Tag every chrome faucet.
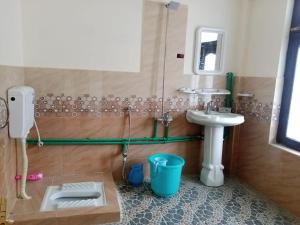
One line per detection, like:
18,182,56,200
205,101,214,114
158,111,173,127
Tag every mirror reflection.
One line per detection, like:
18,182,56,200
194,28,224,75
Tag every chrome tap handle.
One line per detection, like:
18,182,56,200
205,101,214,114
158,112,173,127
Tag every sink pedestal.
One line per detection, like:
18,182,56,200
201,126,224,187
186,110,245,187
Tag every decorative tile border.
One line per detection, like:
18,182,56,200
1,92,279,122
35,94,226,118
234,97,279,122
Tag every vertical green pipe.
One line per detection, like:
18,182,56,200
226,72,234,108
224,72,234,139
164,126,170,138
122,144,128,158
153,119,158,138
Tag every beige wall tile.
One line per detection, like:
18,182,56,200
0,65,24,213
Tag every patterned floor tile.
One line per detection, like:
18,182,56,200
106,176,300,225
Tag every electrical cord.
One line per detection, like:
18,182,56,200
0,97,9,129
34,119,43,147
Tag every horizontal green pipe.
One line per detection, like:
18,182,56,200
27,136,200,142
27,135,203,146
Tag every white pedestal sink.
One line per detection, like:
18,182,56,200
186,110,244,187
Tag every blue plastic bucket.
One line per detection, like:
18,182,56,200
148,153,185,197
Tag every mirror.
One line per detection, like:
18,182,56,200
194,27,225,75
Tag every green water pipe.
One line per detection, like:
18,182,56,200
164,126,170,138
27,136,203,146
26,117,204,146
152,119,158,138
224,72,234,139
122,144,128,158
226,72,234,108
27,73,237,147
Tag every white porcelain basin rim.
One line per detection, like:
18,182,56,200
186,110,245,127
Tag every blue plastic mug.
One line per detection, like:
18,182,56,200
128,163,144,187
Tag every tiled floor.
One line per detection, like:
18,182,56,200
108,176,300,225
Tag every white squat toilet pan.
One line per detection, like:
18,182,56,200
40,182,106,212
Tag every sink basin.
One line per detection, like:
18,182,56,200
186,110,244,127
186,110,245,187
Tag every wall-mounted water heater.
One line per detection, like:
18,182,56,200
8,86,35,200
8,86,35,139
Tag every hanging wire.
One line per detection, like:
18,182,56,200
0,97,9,129
34,119,44,147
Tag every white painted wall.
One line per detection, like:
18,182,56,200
21,0,143,72
0,0,23,66
152,0,248,75
3,0,291,77
183,0,247,75
21,0,247,74
242,0,291,77
155,0,292,78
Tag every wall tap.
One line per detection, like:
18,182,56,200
124,105,133,114
158,112,173,127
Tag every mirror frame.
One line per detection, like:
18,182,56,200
193,27,225,75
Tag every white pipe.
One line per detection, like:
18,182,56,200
19,138,31,199
161,7,169,117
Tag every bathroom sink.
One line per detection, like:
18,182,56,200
186,110,244,127
186,110,245,187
